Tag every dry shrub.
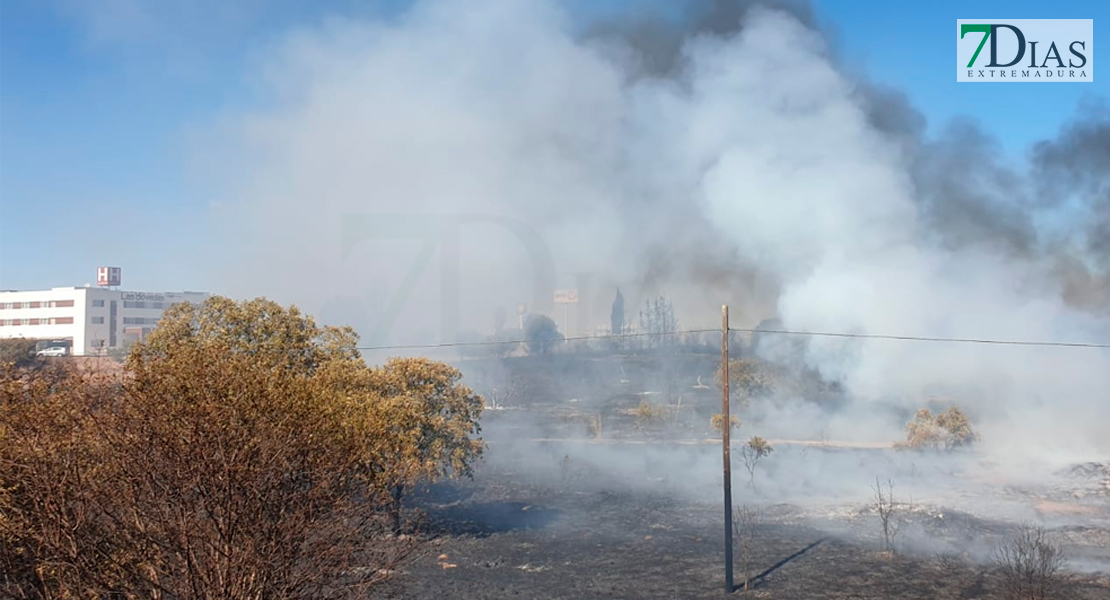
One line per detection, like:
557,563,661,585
872,478,899,553
633,399,668,430
993,525,1066,600
715,358,778,407
902,406,978,450
710,413,742,436
732,505,760,592
0,296,483,599
741,436,773,489
588,413,603,439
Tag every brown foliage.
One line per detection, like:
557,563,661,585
710,413,742,436
0,296,483,599
740,436,773,488
0,339,42,371
902,406,979,450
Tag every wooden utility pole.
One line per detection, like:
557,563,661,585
721,304,734,593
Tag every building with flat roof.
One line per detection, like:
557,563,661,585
0,287,207,356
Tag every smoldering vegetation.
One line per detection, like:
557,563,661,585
184,0,1110,596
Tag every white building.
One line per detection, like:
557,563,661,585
0,287,207,356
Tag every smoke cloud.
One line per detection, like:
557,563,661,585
207,0,1110,461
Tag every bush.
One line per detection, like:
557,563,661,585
0,339,40,371
0,296,484,599
633,399,668,430
993,525,1065,600
715,358,778,407
710,413,742,436
524,314,562,355
902,406,978,450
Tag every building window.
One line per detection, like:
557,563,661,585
29,301,41,308
0,303,7,309
123,301,147,309
123,317,159,325
55,300,75,308
55,317,74,325
91,316,105,324
152,302,164,309
92,300,105,307
29,319,40,325
21,319,30,325
42,318,53,325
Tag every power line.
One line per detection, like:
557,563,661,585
354,326,1109,351
726,327,1110,349
355,328,718,351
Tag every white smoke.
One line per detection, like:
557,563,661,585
206,0,1110,460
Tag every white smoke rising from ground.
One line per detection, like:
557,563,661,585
209,0,1110,460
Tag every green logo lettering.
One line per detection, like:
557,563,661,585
961,24,992,67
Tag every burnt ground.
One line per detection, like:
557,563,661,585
369,354,1110,598
371,450,1110,600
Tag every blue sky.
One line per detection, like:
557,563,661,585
1,0,1106,292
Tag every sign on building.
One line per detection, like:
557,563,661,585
553,289,579,304
96,266,121,287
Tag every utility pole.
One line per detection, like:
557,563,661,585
721,304,733,593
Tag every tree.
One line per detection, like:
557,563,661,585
902,406,978,450
715,358,778,408
0,339,40,371
639,295,677,348
740,436,773,489
524,313,562,355
993,525,1064,600
363,357,484,532
0,296,484,599
610,288,625,335
873,478,899,554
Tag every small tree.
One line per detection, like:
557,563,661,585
740,436,773,489
715,358,778,408
364,357,485,532
873,478,899,554
639,295,677,348
993,525,1065,600
610,288,625,336
733,505,761,591
524,314,562,355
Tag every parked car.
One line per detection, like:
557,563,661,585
36,346,68,357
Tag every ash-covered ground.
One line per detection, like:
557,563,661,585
373,416,1110,599
371,353,1110,598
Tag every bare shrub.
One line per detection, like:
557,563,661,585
993,525,1065,600
740,437,774,489
732,505,761,592
902,406,978,450
872,478,899,553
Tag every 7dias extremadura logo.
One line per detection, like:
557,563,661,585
957,19,1093,82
